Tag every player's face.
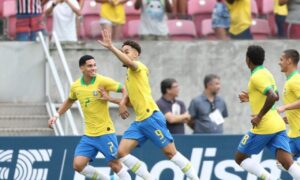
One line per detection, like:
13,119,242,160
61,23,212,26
208,78,221,95
168,82,179,97
279,53,289,72
81,59,97,77
122,45,138,60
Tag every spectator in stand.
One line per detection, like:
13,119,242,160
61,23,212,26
188,74,228,134
171,0,188,19
156,78,191,134
97,0,127,40
16,0,47,41
212,0,230,40
225,0,252,39
135,0,172,40
280,0,300,39
45,0,81,42
274,0,288,38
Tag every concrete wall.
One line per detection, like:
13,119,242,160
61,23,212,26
1,40,299,135
0,42,45,102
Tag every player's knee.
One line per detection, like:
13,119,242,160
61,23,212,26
234,153,244,165
73,161,85,173
117,149,128,159
108,160,122,173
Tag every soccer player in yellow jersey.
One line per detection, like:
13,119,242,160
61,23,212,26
236,45,300,179
98,30,199,180
277,49,300,161
48,55,131,180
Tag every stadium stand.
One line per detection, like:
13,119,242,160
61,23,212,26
167,19,197,40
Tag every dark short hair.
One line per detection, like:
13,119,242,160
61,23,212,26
246,45,265,65
204,74,220,88
161,78,177,95
284,49,300,65
79,55,94,67
122,40,141,55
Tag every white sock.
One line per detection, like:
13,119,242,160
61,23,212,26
170,151,199,180
240,158,273,180
288,162,300,179
117,165,132,180
276,161,287,172
80,165,110,180
120,154,153,179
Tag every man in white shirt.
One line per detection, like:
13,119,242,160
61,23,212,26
45,0,81,42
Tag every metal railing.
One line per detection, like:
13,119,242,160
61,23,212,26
38,31,79,136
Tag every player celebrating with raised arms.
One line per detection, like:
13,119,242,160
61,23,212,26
236,45,300,180
98,30,199,180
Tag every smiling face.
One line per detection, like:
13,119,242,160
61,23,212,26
80,59,97,78
278,53,291,73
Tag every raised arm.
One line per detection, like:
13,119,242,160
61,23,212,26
48,98,76,128
97,30,138,70
251,90,279,127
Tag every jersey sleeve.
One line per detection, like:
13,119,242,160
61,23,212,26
252,74,275,95
68,84,77,100
101,76,123,92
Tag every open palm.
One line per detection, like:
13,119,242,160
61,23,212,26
97,30,113,49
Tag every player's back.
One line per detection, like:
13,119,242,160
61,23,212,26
248,66,286,134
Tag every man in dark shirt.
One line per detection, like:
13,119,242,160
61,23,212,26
156,78,190,134
188,74,228,134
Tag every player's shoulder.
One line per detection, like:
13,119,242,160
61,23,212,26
71,78,81,87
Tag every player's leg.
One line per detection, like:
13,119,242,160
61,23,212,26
141,111,199,180
74,136,110,180
119,122,153,179
96,134,131,180
112,24,123,40
269,131,300,179
235,132,274,179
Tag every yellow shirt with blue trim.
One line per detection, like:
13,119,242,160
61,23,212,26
274,0,288,16
248,66,286,134
126,61,159,121
69,74,122,136
226,0,252,35
283,70,300,138
101,1,125,24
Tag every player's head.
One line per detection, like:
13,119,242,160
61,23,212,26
279,49,300,72
246,45,265,68
204,74,221,96
122,40,141,60
161,78,179,98
79,55,97,77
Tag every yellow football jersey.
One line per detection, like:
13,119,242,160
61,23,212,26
125,61,159,121
283,70,300,138
101,1,126,25
226,0,252,35
274,0,288,16
248,66,286,134
69,74,122,136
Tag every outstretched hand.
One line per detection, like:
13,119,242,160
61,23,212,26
97,30,113,49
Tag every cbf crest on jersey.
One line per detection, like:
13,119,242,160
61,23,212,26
93,90,99,96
